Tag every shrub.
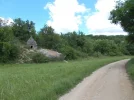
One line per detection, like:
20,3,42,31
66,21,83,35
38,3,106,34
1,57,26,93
32,52,49,63
9,44,20,61
93,39,123,56
58,45,88,60
92,52,102,57
126,44,134,55
62,46,78,60
127,58,134,81
0,42,20,63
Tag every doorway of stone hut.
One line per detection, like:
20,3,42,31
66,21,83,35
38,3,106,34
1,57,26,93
31,46,33,49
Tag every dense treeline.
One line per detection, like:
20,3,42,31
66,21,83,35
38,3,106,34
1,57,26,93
0,17,134,63
37,25,134,59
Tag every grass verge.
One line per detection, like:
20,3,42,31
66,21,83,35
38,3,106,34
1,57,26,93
0,56,132,100
126,58,134,81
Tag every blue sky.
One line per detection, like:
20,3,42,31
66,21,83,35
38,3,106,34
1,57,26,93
0,0,127,35
0,0,52,31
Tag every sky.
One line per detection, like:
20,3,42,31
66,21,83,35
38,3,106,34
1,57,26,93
0,0,127,35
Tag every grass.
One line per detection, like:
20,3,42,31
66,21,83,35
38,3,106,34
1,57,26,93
126,58,134,81
0,56,132,100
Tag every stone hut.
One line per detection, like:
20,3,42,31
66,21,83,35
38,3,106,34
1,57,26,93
27,36,37,49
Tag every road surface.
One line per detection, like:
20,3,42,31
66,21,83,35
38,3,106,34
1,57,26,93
59,59,134,100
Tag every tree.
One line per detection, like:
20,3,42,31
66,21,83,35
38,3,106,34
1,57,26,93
39,25,54,34
93,39,121,56
0,26,13,42
12,18,36,42
109,0,134,43
126,43,134,55
38,25,61,50
0,26,20,63
61,31,86,51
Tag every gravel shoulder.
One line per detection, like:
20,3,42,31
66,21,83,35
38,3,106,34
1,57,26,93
59,59,134,100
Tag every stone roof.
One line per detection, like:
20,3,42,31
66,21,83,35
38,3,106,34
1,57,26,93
27,36,37,46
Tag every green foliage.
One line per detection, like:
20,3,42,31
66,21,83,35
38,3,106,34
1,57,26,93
127,58,134,81
93,39,122,56
0,42,11,62
0,18,133,63
32,52,49,63
38,25,61,50
11,47,19,60
58,45,87,60
12,18,37,42
126,43,134,55
0,26,20,63
60,33,129,59
58,45,78,60
109,0,134,43
0,26,13,42
0,43,20,63
0,42,20,63
93,52,103,57
61,31,86,50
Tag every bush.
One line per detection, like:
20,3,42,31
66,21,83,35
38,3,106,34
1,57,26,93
82,39,94,55
10,39,21,61
127,58,134,81
58,45,87,60
0,42,20,63
10,44,20,61
62,46,78,60
32,52,49,63
92,52,102,57
93,39,123,56
0,26,20,63
126,44,134,55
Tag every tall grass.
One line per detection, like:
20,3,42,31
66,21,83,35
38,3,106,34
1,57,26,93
0,56,131,100
126,58,134,81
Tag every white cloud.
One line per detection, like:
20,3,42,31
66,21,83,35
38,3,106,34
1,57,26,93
45,0,89,33
0,17,14,26
86,0,127,35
